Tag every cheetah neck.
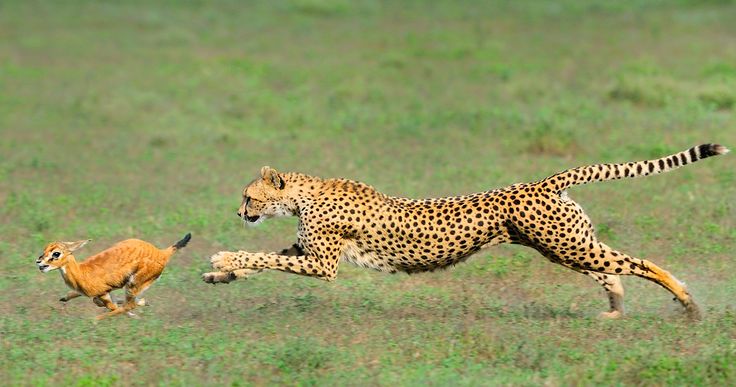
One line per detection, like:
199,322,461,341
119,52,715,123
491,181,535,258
282,173,323,215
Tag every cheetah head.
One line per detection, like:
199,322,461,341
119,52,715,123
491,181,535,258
237,166,294,226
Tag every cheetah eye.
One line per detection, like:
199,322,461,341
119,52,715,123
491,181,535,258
52,251,61,259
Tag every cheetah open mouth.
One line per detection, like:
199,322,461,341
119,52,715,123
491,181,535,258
245,215,260,223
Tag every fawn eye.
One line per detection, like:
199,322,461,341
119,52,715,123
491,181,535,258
52,251,61,259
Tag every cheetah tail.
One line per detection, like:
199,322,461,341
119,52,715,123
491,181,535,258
539,144,729,193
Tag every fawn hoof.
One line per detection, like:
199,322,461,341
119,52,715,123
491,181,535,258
93,297,107,307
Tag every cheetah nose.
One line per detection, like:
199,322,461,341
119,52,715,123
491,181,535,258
236,211,243,218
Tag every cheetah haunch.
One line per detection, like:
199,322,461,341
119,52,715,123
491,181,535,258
203,144,730,320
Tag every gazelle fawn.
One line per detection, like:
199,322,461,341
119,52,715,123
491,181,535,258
36,233,191,320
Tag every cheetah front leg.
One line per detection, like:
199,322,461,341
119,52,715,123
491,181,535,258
202,243,306,284
202,246,339,283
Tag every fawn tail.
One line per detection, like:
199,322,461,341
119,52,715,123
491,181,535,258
164,233,192,255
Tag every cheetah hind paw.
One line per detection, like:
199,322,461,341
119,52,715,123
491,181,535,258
597,310,623,319
684,300,702,321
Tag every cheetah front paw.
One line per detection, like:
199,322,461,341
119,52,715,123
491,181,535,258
210,251,240,272
202,269,259,284
202,271,237,284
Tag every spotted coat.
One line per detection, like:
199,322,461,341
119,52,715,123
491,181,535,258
203,144,729,319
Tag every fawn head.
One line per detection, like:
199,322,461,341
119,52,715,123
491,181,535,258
36,240,90,272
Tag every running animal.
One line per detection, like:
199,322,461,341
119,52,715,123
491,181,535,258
37,233,191,320
203,144,729,320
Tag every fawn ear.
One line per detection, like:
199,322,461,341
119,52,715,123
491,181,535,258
62,239,91,252
260,166,285,189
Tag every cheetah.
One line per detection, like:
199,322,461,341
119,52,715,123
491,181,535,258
203,144,729,319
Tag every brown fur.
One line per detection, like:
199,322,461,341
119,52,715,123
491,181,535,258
37,233,191,320
203,144,730,320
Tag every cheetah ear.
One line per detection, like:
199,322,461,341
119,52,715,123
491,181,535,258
260,166,285,190
62,239,91,252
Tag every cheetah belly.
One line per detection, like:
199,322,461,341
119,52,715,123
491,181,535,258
340,240,397,273
339,238,485,274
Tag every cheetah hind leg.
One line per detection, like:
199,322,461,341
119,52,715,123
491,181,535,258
592,244,701,320
585,271,625,319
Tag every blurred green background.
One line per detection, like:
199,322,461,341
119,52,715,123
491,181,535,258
1,0,735,385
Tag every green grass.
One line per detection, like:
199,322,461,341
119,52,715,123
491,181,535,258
1,0,736,385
